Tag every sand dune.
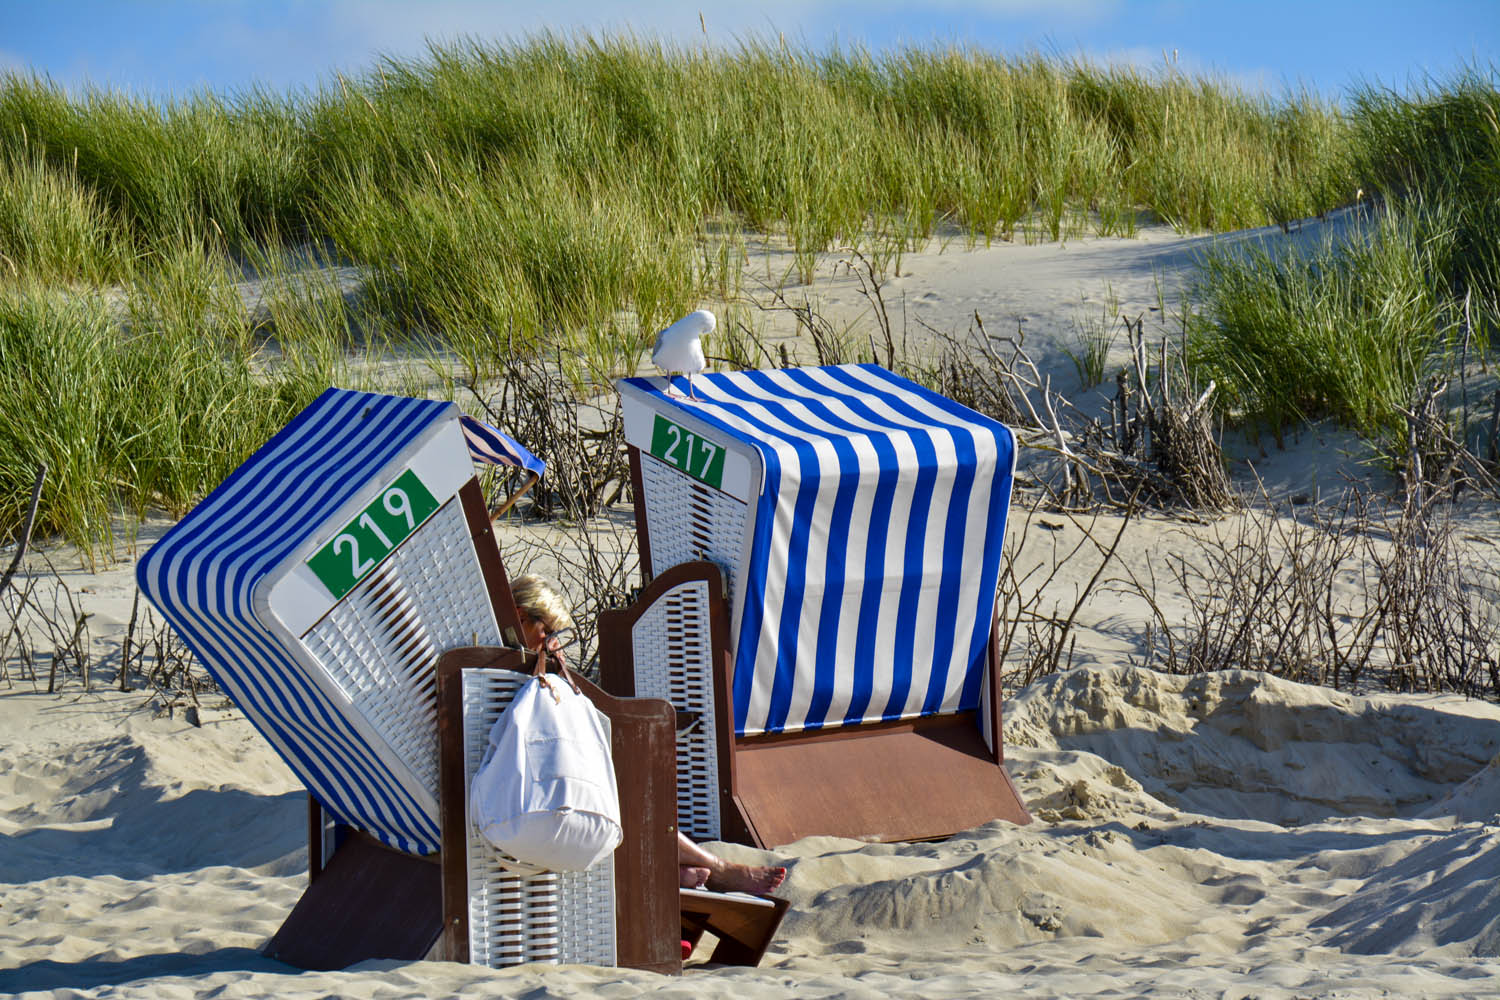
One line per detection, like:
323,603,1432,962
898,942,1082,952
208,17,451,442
4,665,1498,997
4,218,1499,998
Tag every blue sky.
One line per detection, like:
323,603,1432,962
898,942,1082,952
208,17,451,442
1,1,1495,101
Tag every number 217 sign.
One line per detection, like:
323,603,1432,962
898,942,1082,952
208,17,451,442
648,414,725,490
306,469,440,600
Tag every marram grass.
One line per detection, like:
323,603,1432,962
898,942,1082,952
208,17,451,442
0,261,349,557
0,147,123,286
0,40,1492,547
2,39,1354,289
1190,71,1499,460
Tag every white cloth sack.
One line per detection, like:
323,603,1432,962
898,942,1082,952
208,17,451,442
470,673,623,872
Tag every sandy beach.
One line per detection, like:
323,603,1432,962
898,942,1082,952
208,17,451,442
4,215,1500,999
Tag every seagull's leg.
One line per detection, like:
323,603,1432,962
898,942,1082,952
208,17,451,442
663,374,679,399
688,372,699,401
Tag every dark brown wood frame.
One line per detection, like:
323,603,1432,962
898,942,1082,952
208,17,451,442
268,478,681,971
434,645,682,974
457,479,527,651
264,826,444,969
680,889,791,966
599,552,1031,849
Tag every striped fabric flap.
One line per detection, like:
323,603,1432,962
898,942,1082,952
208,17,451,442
622,365,1016,737
460,415,546,476
136,388,467,855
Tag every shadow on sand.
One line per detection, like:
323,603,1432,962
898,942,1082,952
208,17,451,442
0,947,297,994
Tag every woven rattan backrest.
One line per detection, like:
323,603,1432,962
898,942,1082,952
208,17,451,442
459,667,616,967
302,497,502,802
627,574,722,841
638,453,750,602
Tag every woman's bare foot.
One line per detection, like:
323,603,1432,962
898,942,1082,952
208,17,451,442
704,861,787,894
676,831,787,894
679,865,710,889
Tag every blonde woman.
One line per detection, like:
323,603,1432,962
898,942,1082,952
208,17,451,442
510,573,575,669
510,574,787,894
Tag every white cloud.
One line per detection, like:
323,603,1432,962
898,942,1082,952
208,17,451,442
896,0,1117,15
1077,45,1284,95
291,0,1125,62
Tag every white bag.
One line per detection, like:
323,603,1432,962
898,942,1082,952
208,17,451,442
469,670,623,873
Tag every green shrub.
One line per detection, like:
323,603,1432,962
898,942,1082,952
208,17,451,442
0,261,341,556
1190,71,1499,459
1351,72,1500,301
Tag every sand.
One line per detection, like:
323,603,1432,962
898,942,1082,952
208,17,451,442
4,213,1500,999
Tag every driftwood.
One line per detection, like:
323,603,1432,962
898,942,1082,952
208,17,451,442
1119,484,1500,702
120,588,142,692
1484,387,1500,466
1397,377,1499,504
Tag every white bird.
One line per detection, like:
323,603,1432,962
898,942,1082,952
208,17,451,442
652,309,714,400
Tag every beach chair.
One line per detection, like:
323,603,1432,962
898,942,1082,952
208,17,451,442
139,387,787,971
608,365,1031,848
433,645,681,971
134,388,678,970
433,644,787,971
136,388,529,853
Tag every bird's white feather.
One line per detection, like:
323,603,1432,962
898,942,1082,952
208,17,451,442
652,309,715,374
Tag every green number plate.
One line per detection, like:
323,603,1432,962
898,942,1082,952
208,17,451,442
306,468,440,600
648,414,726,490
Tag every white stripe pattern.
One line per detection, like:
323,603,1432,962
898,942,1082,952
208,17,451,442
137,389,482,855
624,364,1015,737
460,415,545,475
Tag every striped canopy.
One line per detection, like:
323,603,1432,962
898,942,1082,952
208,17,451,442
460,415,546,476
137,389,523,855
622,365,1015,737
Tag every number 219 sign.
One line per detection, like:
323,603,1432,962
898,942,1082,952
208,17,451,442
306,469,439,600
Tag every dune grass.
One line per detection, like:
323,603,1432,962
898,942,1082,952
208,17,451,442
0,78,310,254
1190,71,1499,461
1349,71,1500,302
0,146,125,286
0,249,347,556
1,39,1353,280
0,37,1468,549
1191,204,1465,447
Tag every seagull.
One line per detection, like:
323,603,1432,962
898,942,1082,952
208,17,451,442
652,309,714,400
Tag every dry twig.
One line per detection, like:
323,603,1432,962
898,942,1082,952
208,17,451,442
0,465,46,599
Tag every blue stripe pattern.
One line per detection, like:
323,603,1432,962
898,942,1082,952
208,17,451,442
136,388,457,855
460,415,546,476
624,364,1015,737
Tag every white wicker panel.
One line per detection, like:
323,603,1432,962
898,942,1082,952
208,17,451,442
302,498,502,800
639,453,749,606
461,669,617,968
630,578,722,841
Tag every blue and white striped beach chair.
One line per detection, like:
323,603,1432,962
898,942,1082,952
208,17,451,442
605,365,1031,847
137,388,538,857
135,388,684,971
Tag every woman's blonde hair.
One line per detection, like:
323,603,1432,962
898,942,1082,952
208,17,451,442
510,574,575,635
